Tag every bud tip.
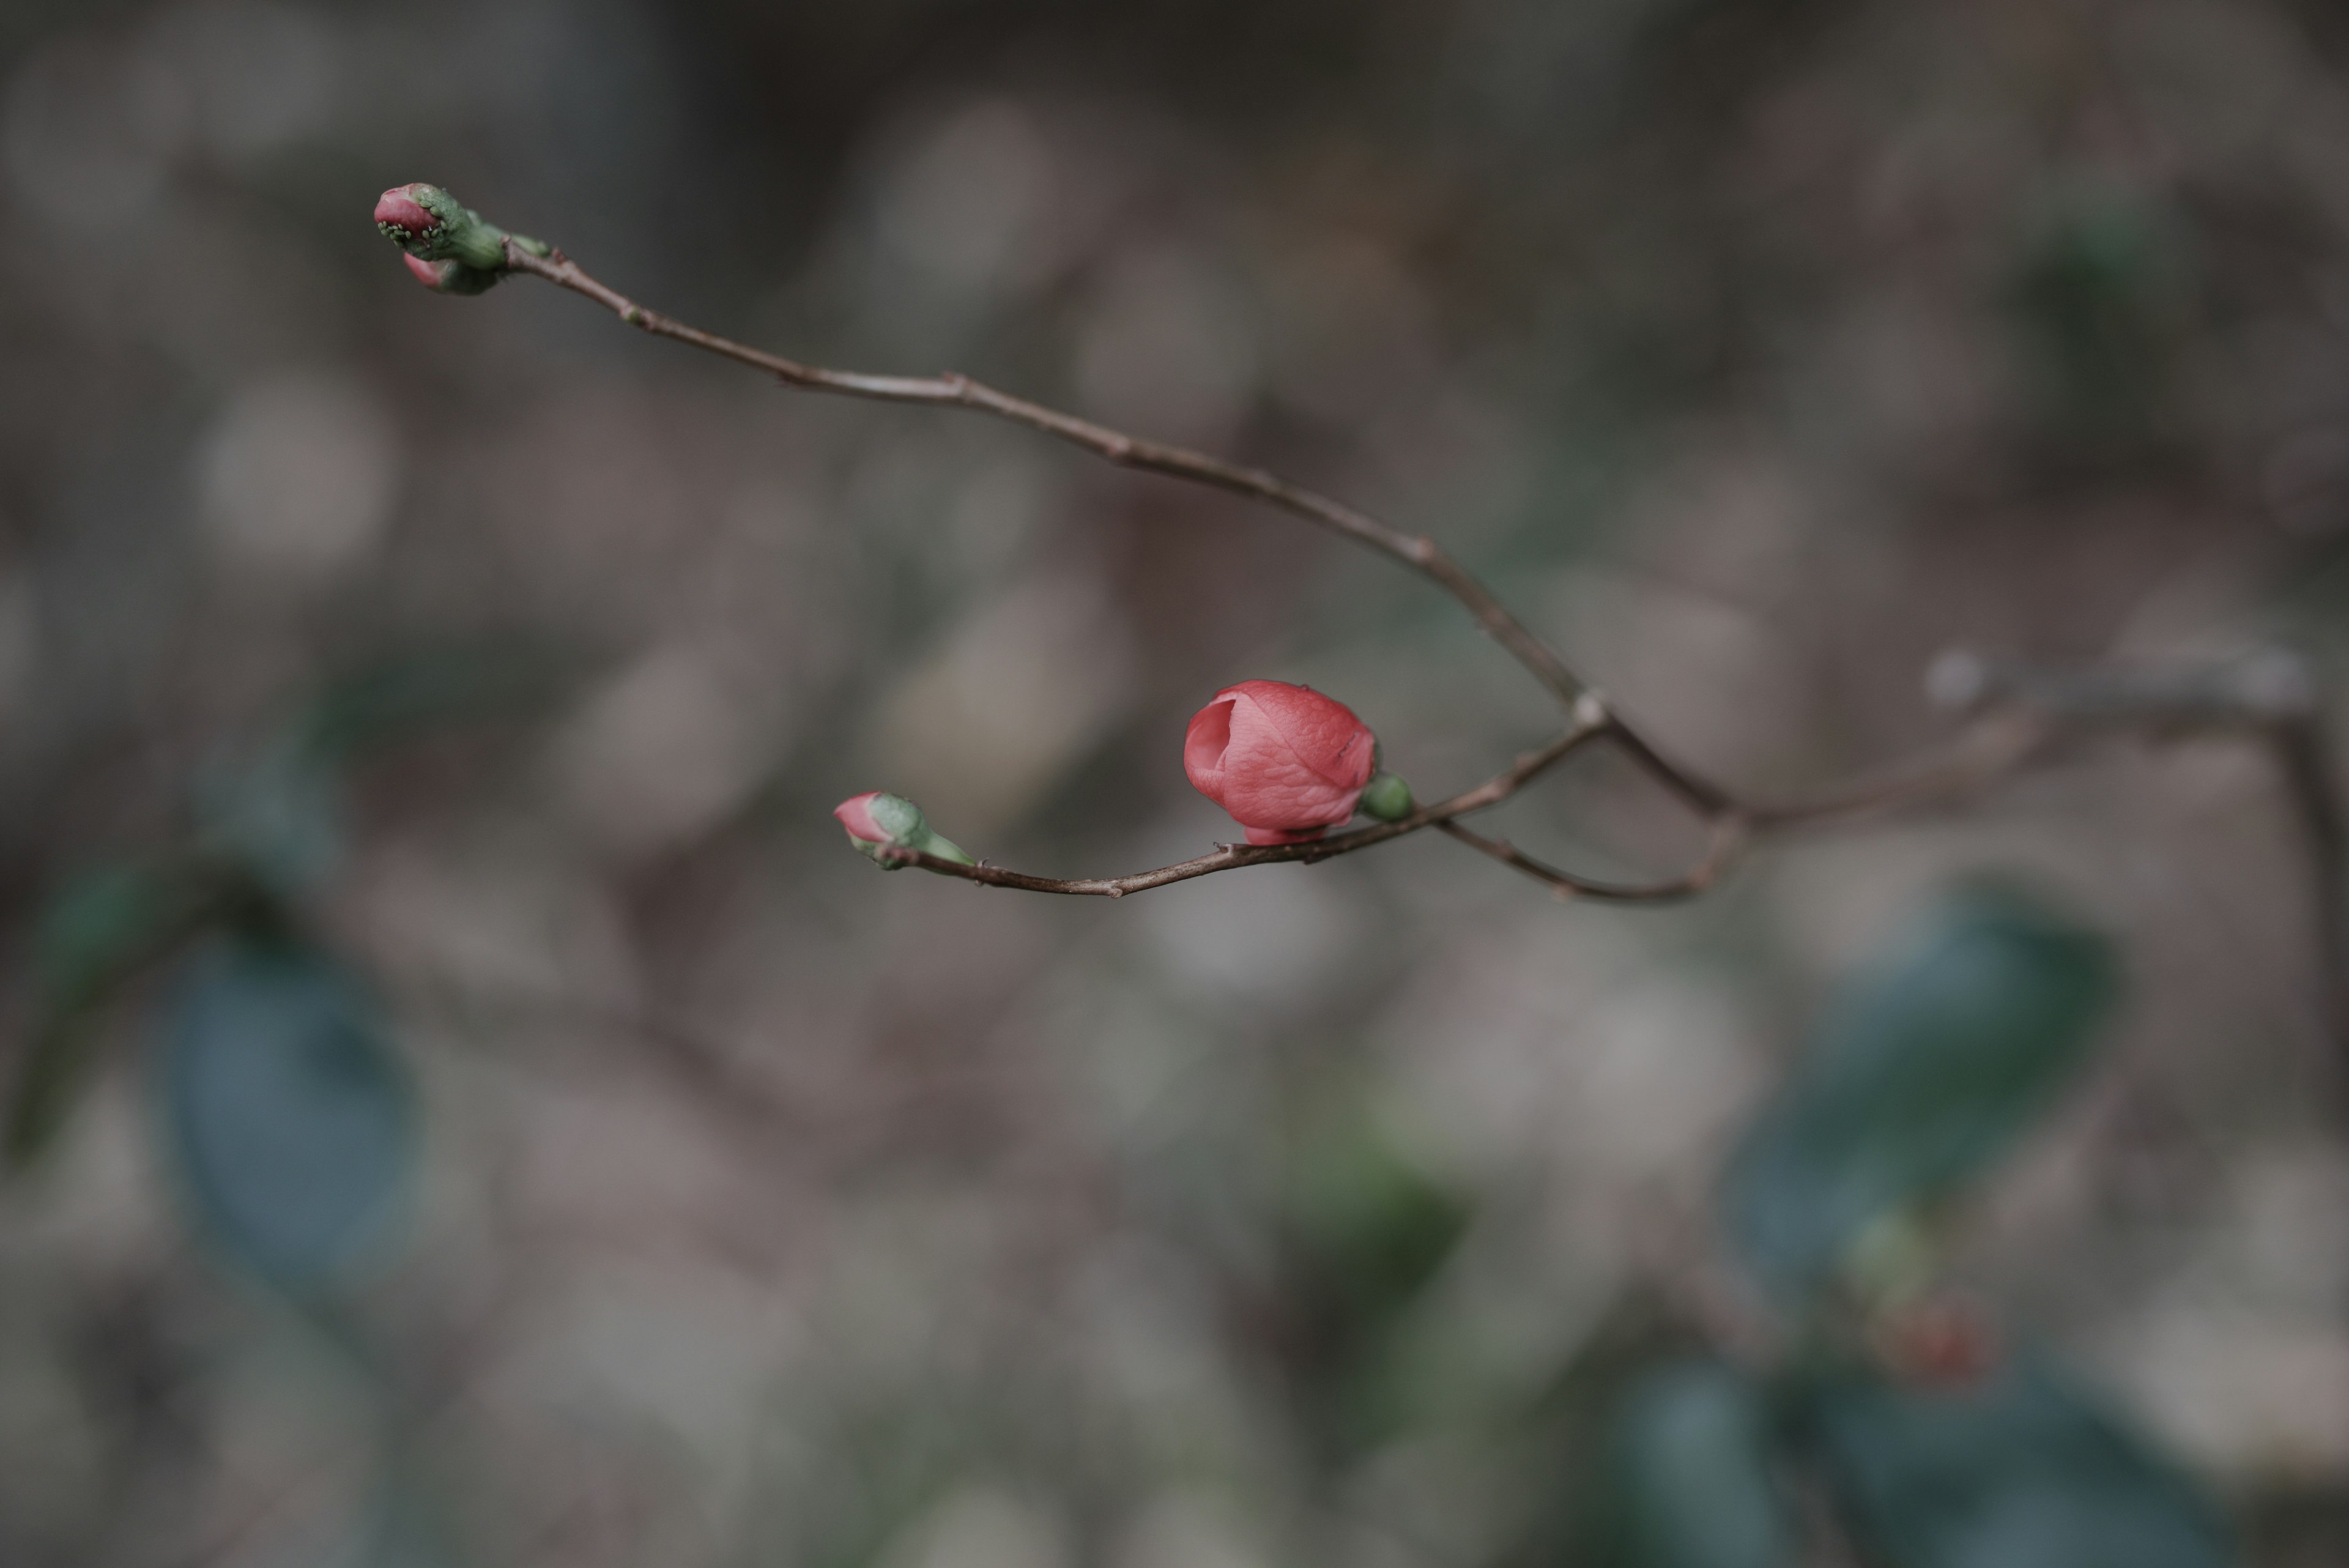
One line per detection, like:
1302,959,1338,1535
374,185,439,240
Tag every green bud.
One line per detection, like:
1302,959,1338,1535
374,184,548,279
1359,772,1414,822
836,792,974,869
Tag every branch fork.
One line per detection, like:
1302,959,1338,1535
363,188,2347,1032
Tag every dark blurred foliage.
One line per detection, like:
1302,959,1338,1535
3,0,2349,1564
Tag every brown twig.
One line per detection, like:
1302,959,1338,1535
874,707,1612,896
1929,648,2349,1053
1743,709,2051,830
503,242,1590,712
1433,814,1745,903
491,241,2022,872
484,240,2347,994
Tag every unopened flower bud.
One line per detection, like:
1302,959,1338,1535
1183,680,1377,845
373,183,547,286
1358,771,1414,822
833,792,975,868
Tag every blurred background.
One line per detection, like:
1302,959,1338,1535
4,0,2349,1563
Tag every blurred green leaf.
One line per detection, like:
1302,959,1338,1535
1280,1105,1471,1453
1286,1110,1469,1327
1497,1299,1724,1568
1609,1361,1796,1568
7,861,215,1169
2009,187,2189,455
1805,1356,2230,1568
195,644,573,898
1723,885,2119,1299
196,739,346,896
352,1445,462,1568
158,941,418,1291
292,642,572,761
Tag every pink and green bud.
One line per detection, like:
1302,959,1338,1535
373,183,551,289
834,792,974,868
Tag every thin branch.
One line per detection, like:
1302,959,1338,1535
488,239,2009,881
874,710,1612,896
481,236,2349,1039
1743,711,2050,831
1433,815,1745,903
1929,648,2349,1053
506,236,2064,849
502,242,1591,711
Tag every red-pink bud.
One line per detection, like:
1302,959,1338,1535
833,791,973,867
374,185,439,241
1184,680,1376,845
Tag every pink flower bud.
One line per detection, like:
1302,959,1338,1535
1184,680,1376,845
833,792,973,867
835,791,912,846
374,185,439,242
373,182,528,281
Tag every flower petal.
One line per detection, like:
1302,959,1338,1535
834,792,889,843
1216,691,1365,830
1225,680,1375,789
1182,694,1237,805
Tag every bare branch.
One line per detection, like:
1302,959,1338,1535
1433,816,1744,903
1744,712,2051,831
1928,648,2349,1050
479,233,2349,1051
872,712,1612,896
489,240,2037,878
502,242,1593,712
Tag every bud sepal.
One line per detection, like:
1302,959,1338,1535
402,253,502,296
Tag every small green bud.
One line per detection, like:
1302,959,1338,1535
374,184,547,284
1359,772,1414,822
